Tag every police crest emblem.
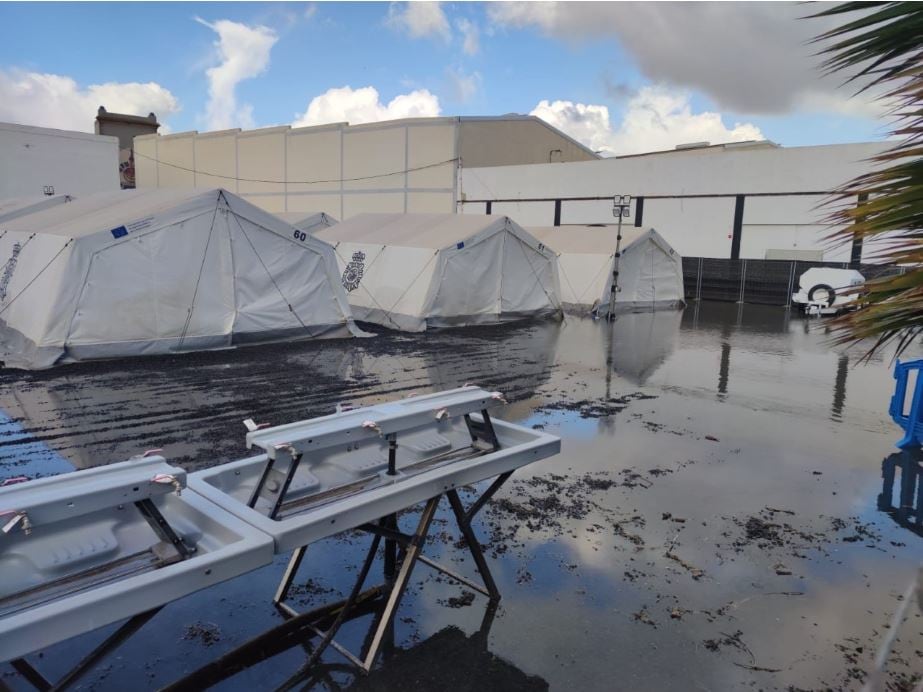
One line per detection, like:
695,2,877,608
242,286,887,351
341,250,366,292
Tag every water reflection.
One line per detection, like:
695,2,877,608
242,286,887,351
831,353,849,422
605,311,682,386
552,310,682,388
676,301,898,424
166,592,546,692
0,322,562,474
878,449,923,537
423,320,560,420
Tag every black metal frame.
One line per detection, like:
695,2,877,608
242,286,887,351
8,608,162,692
270,466,513,676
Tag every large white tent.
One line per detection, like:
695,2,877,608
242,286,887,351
273,211,337,234
528,225,684,315
315,213,561,332
0,188,360,368
0,195,74,224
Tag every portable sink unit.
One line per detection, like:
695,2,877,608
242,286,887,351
188,387,559,551
0,457,274,663
0,386,561,682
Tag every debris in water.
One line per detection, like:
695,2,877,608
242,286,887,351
632,609,656,627
183,622,222,647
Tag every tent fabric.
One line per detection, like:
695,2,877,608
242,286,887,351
273,211,338,234
315,213,562,332
0,195,74,224
0,188,361,369
528,225,684,315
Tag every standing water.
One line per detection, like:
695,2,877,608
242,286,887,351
0,301,919,691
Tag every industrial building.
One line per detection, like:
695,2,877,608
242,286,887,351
461,139,887,264
133,115,597,220
133,117,888,265
1,112,890,268
0,121,119,199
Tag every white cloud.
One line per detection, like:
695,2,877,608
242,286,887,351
446,66,481,103
386,2,451,42
490,2,883,119
293,85,441,127
0,68,179,132
531,86,764,156
196,17,278,131
456,17,480,55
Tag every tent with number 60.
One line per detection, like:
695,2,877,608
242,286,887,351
0,187,361,369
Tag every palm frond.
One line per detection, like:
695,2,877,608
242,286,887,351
810,2,923,358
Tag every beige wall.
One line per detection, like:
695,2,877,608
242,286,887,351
135,119,459,218
458,118,598,167
134,116,600,217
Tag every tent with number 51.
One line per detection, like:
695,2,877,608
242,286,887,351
0,187,361,369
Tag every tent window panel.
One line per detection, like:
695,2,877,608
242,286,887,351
500,236,558,313
557,253,612,307
637,242,682,304
429,232,504,319
181,210,236,339
230,215,345,334
68,223,218,345
0,233,73,345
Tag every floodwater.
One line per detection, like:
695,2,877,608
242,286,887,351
1,301,921,691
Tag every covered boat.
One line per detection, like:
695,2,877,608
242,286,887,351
528,225,684,315
0,188,360,369
315,213,561,331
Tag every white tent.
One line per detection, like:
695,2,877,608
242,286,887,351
315,213,561,332
0,188,360,369
0,194,74,224
528,225,684,315
273,211,337,234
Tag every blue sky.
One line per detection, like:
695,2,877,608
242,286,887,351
0,2,889,156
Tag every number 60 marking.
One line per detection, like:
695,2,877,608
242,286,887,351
293,230,307,242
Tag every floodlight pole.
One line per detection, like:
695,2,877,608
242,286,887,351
608,195,631,321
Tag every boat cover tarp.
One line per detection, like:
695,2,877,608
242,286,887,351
528,225,684,314
315,213,562,331
0,188,360,369
0,194,74,224
273,211,337,234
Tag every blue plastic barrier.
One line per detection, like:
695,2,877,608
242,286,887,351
890,359,923,448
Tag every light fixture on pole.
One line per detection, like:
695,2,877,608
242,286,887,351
607,195,632,320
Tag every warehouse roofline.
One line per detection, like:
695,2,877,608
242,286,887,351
614,139,781,159
0,121,119,146
134,114,600,159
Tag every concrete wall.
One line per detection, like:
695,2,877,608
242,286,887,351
460,141,889,262
135,116,598,218
459,117,598,167
0,122,120,199
136,118,459,219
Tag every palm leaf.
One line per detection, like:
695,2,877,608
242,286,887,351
809,2,923,359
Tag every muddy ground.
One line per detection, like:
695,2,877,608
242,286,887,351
0,302,921,691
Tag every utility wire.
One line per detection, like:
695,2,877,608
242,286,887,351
132,150,459,186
